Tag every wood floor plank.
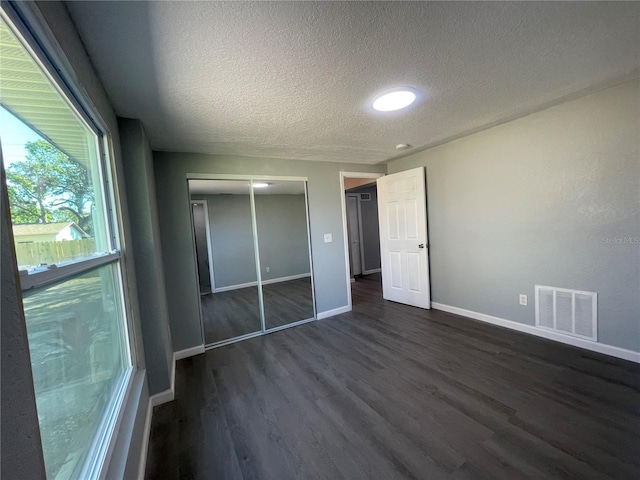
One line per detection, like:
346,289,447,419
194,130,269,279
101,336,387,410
146,273,640,479
201,278,315,344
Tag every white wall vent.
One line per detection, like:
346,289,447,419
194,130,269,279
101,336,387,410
535,285,597,341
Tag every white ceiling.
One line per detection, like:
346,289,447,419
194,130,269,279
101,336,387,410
66,1,639,165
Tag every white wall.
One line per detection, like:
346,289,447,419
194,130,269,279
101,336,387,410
387,79,640,352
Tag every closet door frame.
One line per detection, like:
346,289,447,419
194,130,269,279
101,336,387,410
186,173,317,349
260,179,317,333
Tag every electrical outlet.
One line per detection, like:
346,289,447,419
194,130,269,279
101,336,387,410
266,267,270,273
324,233,333,243
519,294,528,306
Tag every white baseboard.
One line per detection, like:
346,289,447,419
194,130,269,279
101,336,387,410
213,273,311,293
262,273,310,286
174,344,205,360
149,350,177,407
431,302,640,364
149,387,174,407
317,305,351,320
350,278,355,283
213,280,256,293
137,398,153,480
363,268,381,275
169,350,175,395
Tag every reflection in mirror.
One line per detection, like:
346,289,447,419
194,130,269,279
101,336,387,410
253,180,315,329
189,179,261,344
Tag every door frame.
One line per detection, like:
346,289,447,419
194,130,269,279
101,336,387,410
339,171,385,310
190,199,216,291
346,193,366,277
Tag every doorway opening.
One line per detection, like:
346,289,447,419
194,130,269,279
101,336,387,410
339,172,384,310
340,168,432,312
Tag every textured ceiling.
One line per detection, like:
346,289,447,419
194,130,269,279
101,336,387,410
66,1,639,164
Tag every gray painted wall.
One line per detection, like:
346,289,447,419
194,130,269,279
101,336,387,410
119,118,173,395
346,184,381,272
190,193,310,288
256,194,311,282
387,80,640,352
155,153,385,352
193,194,257,288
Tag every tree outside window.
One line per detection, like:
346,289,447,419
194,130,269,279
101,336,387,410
6,139,94,234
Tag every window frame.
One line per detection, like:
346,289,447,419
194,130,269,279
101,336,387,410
1,3,138,479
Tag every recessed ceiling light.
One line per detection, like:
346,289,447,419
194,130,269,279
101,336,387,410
373,88,417,112
395,143,412,150
252,182,269,188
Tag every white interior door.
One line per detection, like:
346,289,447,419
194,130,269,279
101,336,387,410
346,195,362,276
377,167,431,309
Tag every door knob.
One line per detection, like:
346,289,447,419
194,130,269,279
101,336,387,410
418,244,425,249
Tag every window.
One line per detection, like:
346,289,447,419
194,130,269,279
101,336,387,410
1,11,133,480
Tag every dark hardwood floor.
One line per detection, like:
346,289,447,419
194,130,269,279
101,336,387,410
202,285,262,344
263,277,314,330
146,274,640,479
201,277,314,344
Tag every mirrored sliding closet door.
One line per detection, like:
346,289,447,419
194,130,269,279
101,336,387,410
189,177,316,347
254,179,315,330
190,180,262,345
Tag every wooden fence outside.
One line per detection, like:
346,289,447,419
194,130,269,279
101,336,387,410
15,238,97,268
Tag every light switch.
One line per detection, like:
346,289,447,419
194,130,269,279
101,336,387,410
324,233,333,243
